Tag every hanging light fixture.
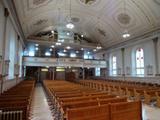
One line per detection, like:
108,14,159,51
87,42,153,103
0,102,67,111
96,44,102,50
66,0,74,29
122,30,130,38
96,17,102,50
122,0,130,38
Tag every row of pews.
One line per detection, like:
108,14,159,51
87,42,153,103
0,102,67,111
0,80,35,120
78,80,160,107
43,80,142,120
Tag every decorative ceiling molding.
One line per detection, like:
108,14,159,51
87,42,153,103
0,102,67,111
28,0,53,9
117,13,131,25
154,0,160,5
12,0,160,48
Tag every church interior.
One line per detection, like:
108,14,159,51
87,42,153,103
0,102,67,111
0,0,160,120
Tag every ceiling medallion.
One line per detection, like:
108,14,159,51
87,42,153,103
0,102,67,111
154,0,160,5
71,17,80,23
97,28,106,37
33,0,48,5
117,13,131,25
33,19,48,26
79,0,97,5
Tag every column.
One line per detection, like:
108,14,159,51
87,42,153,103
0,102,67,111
153,37,160,76
52,67,55,80
121,48,125,77
82,68,85,80
0,8,9,94
15,36,20,84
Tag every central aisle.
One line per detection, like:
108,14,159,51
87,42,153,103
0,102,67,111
30,84,54,120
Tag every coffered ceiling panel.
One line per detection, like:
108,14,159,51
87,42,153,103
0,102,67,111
13,0,160,48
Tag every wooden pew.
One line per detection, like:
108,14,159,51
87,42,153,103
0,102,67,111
0,80,35,120
110,101,142,120
66,104,110,120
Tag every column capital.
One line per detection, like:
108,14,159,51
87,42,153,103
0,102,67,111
153,37,158,43
4,8,9,17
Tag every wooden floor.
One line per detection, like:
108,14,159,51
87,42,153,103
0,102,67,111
30,84,160,120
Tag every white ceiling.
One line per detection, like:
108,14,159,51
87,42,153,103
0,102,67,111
13,0,160,48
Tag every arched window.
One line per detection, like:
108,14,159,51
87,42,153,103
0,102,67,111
112,56,117,75
136,48,144,75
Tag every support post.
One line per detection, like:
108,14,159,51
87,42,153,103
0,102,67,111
0,8,9,94
121,48,125,77
153,37,160,76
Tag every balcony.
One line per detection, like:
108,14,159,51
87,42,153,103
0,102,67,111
23,57,106,68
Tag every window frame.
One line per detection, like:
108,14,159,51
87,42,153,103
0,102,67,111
112,56,117,76
135,48,144,76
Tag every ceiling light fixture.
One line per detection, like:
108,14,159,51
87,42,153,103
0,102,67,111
67,32,70,36
66,23,74,29
49,48,53,52
35,44,39,47
35,47,39,51
51,45,55,48
76,51,79,53
95,17,103,50
122,0,130,38
66,0,74,29
64,49,67,52
66,46,71,49
51,30,54,34
81,34,84,37
96,44,102,50
93,49,97,52
81,48,84,50
122,31,130,38
56,42,62,46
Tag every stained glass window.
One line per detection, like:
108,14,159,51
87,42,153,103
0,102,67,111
112,56,117,75
136,48,144,75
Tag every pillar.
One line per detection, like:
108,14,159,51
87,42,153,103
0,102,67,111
153,37,160,76
0,8,9,94
82,67,85,80
121,48,125,77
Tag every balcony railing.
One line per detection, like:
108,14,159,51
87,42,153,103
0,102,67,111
23,57,106,68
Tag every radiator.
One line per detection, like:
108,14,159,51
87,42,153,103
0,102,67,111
0,110,23,120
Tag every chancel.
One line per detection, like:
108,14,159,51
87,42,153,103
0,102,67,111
0,0,160,120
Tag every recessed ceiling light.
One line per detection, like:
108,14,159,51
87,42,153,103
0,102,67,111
64,49,67,52
51,30,54,34
93,49,97,52
35,47,39,51
66,46,71,49
58,39,64,42
35,44,39,47
56,42,62,46
51,45,55,48
49,48,53,52
45,52,51,56
67,32,70,36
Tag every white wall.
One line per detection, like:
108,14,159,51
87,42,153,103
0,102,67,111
0,1,5,56
94,33,160,84
0,1,24,92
